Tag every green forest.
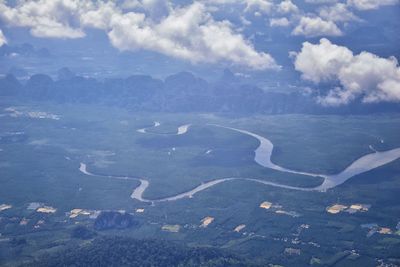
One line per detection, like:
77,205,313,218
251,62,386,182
27,236,264,267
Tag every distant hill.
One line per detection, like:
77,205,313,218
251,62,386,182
1,69,399,114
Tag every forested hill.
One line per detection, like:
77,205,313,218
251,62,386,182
1,69,399,115
25,236,264,267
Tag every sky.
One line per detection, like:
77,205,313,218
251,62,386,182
0,0,399,106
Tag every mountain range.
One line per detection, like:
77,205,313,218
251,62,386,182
1,68,399,115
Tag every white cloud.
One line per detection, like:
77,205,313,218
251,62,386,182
201,0,240,4
132,0,171,20
0,0,87,39
108,3,278,70
121,0,142,9
335,53,400,104
0,29,6,46
80,2,118,30
202,0,274,14
277,0,298,14
240,15,252,26
201,0,239,5
292,16,342,37
293,38,353,83
270,17,290,27
0,0,278,70
319,3,360,22
294,38,400,105
347,0,399,10
244,0,274,14
305,0,339,4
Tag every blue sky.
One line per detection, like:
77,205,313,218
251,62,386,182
0,0,399,105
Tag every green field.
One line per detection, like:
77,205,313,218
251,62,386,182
1,99,400,266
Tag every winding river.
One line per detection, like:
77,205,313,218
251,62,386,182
137,121,191,135
136,121,161,133
79,123,400,203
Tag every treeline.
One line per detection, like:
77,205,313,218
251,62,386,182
25,236,265,267
1,68,399,114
